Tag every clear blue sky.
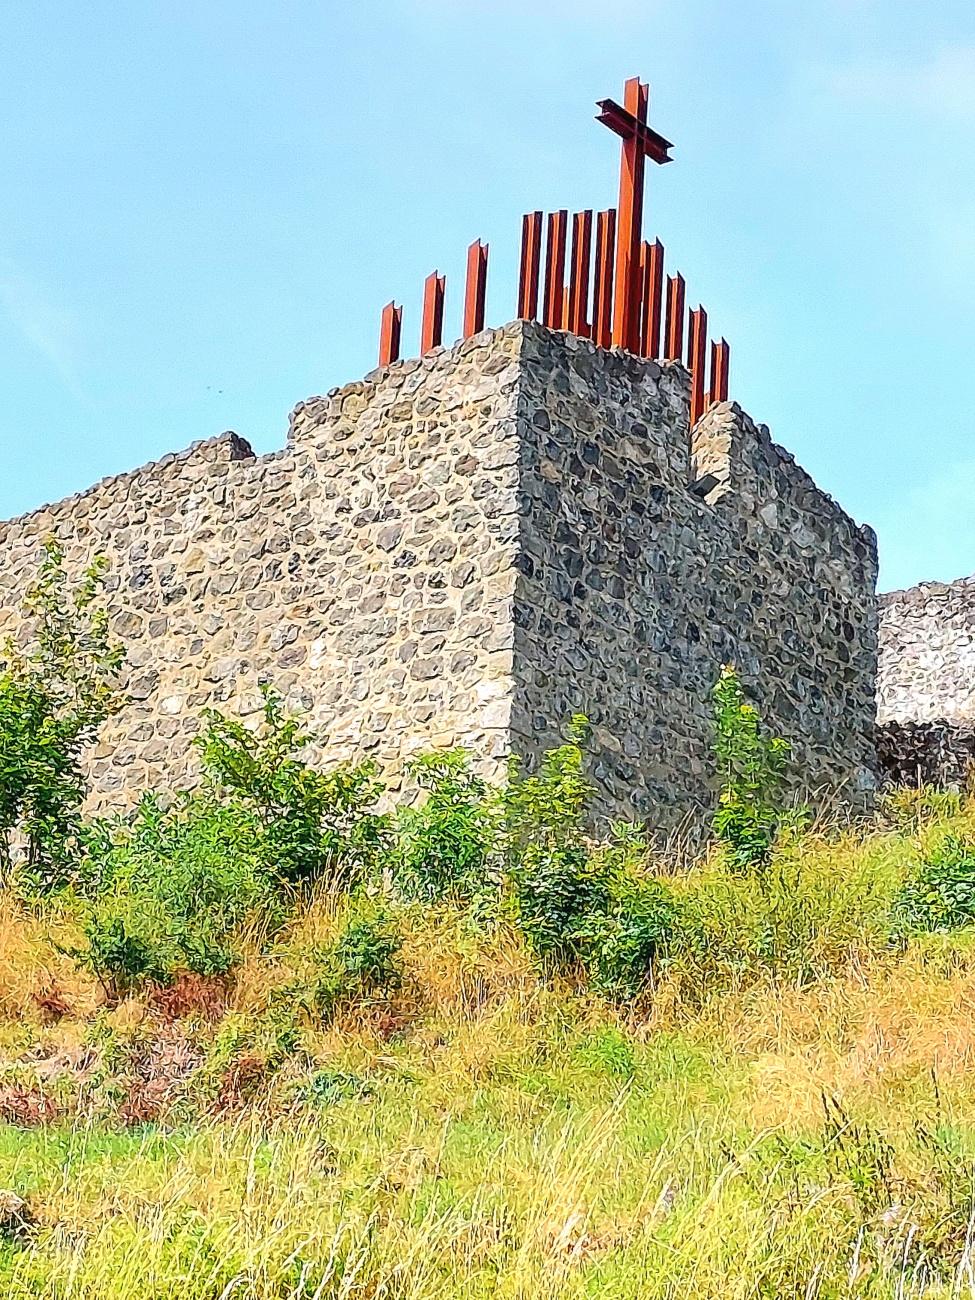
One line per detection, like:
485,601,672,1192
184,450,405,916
1,0,973,592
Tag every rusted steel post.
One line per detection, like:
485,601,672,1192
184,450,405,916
688,306,708,424
421,271,446,354
379,302,403,367
664,272,686,362
596,78,672,355
639,239,664,359
518,212,543,320
592,208,616,350
543,210,569,329
612,78,647,353
567,210,593,338
464,240,489,338
709,337,730,405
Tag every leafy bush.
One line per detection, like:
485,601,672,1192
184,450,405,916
284,902,404,1021
894,832,975,934
0,538,125,889
333,904,403,993
71,795,282,998
712,665,802,873
502,717,610,961
194,684,388,887
389,749,498,902
581,873,679,1001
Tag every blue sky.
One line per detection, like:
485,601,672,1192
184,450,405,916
0,0,973,592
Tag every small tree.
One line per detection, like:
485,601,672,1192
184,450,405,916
194,683,388,887
503,716,611,961
0,538,125,887
389,749,499,902
712,665,797,872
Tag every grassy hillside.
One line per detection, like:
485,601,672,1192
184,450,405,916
3,548,975,1297
3,791,975,1299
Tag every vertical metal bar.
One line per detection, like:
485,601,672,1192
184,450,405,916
379,301,402,367
688,306,708,424
518,211,543,320
664,272,686,362
567,210,593,338
639,238,664,360
710,337,730,404
543,210,569,329
592,208,616,350
421,271,445,355
612,78,649,353
464,240,489,338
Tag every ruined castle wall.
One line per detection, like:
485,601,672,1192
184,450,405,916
878,581,975,725
0,326,526,808
0,320,879,825
510,326,879,824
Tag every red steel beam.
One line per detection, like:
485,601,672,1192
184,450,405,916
543,210,569,329
592,208,616,350
379,301,403,367
421,271,446,355
611,78,649,353
464,240,489,338
518,211,543,320
688,306,708,424
639,239,664,360
567,210,593,338
709,337,730,406
664,272,686,362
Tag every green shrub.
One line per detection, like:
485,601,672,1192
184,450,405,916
712,665,803,873
502,717,610,961
0,538,125,890
894,833,975,934
71,795,282,998
581,874,679,1001
333,905,403,993
194,684,388,887
389,749,498,902
284,902,404,1021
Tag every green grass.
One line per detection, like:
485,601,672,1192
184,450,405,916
4,793,975,1296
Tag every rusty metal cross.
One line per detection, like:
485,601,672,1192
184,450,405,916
596,78,673,355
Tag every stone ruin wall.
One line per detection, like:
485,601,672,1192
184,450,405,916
0,320,880,826
877,580,975,788
0,326,528,810
511,327,878,822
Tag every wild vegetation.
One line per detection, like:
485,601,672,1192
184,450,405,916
2,545,975,1297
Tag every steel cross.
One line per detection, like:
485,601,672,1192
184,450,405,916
596,78,673,355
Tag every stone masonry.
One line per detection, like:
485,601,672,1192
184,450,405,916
0,321,879,828
876,580,975,788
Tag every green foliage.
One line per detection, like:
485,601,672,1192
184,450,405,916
295,1069,372,1107
574,1025,637,1078
0,538,125,889
194,683,388,887
390,749,498,902
502,716,609,962
712,665,802,873
283,901,404,1021
70,794,282,998
894,832,975,934
581,873,679,1001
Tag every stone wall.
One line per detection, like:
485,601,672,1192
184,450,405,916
510,327,879,822
0,320,879,827
878,580,975,726
0,326,527,807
